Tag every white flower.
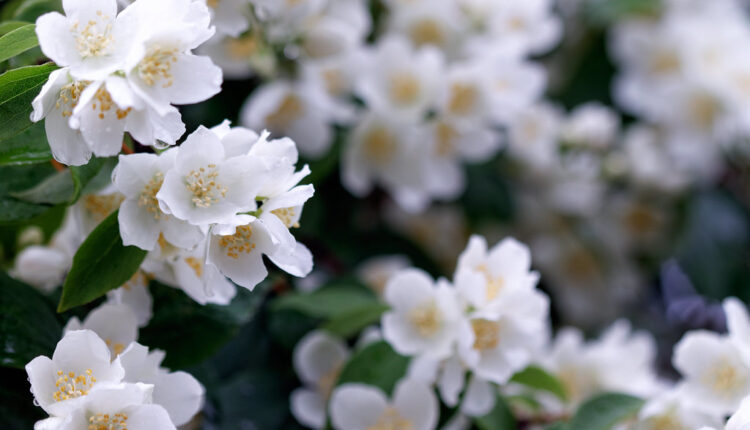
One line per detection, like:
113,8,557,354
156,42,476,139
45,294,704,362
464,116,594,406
355,36,444,122
204,0,251,37
478,0,561,56
673,330,750,416
329,379,438,430
240,79,345,158
113,151,205,251
629,389,721,430
64,303,139,358
120,343,204,426
35,0,138,80
39,383,176,430
457,286,549,385
119,0,222,116
356,255,411,297
381,268,462,360
560,103,620,149
727,396,750,430
505,102,563,170
106,271,153,327
454,236,540,311
25,330,125,417
386,0,466,54
156,125,267,227
11,245,70,292
291,331,350,429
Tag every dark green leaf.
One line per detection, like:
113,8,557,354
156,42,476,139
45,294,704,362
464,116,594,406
335,341,410,395
0,162,55,222
321,303,388,338
547,423,570,430
58,210,147,312
10,0,61,22
0,121,51,165
569,393,644,430
212,369,292,430
0,24,37,63
11,169,73,204
139,283,268,369
0,63,57,141
272,285,380,319
475,395,517,430
70,156,116,203
511,365,568,402
0,271,61,368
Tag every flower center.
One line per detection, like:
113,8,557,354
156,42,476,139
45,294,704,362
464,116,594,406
363,126,397,164
323,69,346,96
435,122,457,157
389,73,420,105
54,369,96,402
272,207,299,228
88,412,128,430
71,11,113,58
56,81,89,117
477,264,504,301
649,51,681,75
105,339,126,357
689,93,721,129
218,225,257,259
185,164,227,208
448,83,478,116
91,87,131,120
265,94,304,130
317,363,342,401
138,46,178,88
410,19,445,47
138,172,165,220
184,256,204,278
648,413,686,430
225,35,258,59
367,407,413,430
408,302,442,338
84,193,125,223
708,361,746,395
472,319,500,350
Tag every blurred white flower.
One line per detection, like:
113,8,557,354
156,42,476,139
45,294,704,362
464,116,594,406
64,303,139,358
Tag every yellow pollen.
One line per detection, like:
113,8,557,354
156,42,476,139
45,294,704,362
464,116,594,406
185,164,227,208
367,407,414,430
649,51,681,75
409,19,445,47
88,412,128,430
218,225,257,259
317,363,342,401
408,302,442,338
184,257,204,278
563,249,600,281
389,73,421,105
689,93,721,129
138,46,178,87
71,12,113,58
91,87,130,120
206,0,220,8
363,126,397,164
709,362,745,394
435,122,457,157
476,264,504,301
624,204,659,235
138,172,165,220
225,35,259,59
56,81,90,117
265,94,304,130
272,207,300,228
448,83,479,116
105,339,126,357
84,194,124,223
647,414,686,430
323,69,346,96
471,319,500,350
508,16,526,31
53,369,95,402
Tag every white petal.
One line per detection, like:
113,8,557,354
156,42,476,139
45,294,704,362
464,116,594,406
461,376,495,417
291,389,327,429
393,379,439,430
330,384,387,430
293,331,349,385
153,370,205,426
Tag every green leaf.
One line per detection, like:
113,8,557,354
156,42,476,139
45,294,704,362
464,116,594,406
585,0,661,25
11,169,73,204
272,285,380,319
10,0,61,22
0,162,55,222
139,283,268,369
0,21,29,36
0,121,51,165
0,24,37,63
546,423,570,430
568,393,644,430
511,365,568,402
0,63,57,141
58,210,147,312
475,395,517,430
335,341,410,395
69,156,116,203
0,271,61,368
321,302,388,338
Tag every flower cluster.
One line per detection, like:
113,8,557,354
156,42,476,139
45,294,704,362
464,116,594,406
113,122,314,299
30,0,222,166
26,300,204,429
221,0,560,211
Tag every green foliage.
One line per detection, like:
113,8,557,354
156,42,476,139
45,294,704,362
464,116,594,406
0,122,51,165
321,302,389,338
474,396,517,430
0,162,55,222
139,283,269,369
585,0,662,26
272,284,379,318
58,210,147,312
0,63,56,141
511,365,568,402
0,271,61,368
0,23,37,63
335,341,410,395
568,393,645,430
